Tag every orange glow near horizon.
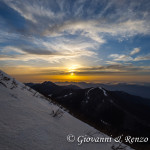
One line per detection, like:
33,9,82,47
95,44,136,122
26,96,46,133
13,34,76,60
1,66,150,83
9,74,150,83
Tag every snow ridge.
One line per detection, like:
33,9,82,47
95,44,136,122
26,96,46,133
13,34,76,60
86,87,95,99
99,87,108,96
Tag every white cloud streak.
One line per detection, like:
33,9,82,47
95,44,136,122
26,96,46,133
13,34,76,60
109,48,150,62
109,54,133,62
134,54,150,61
130,48,140,55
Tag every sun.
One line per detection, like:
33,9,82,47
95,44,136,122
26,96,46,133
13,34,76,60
67,64,80,77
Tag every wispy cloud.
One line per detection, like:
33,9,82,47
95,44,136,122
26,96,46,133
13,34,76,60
130,48,140,55
109,54,133,62
134,54,150,61
1,64,150,76
2,0,150,38
75,64,150,75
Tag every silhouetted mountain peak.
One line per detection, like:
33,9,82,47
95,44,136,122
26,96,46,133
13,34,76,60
42,81,57,86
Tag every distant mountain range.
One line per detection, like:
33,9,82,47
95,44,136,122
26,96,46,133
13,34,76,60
25,81,80,96
26,81,150,140
55,82,150,99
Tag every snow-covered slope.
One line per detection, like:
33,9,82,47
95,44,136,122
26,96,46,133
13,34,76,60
0,70,133,150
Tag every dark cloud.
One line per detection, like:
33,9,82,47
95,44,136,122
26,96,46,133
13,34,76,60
75,64,150,75
21,47,59,55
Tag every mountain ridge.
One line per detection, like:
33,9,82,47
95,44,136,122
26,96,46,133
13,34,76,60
55,81,150,99
27,80,150,140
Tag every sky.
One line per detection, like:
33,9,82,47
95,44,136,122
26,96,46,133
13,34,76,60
0,0,150,83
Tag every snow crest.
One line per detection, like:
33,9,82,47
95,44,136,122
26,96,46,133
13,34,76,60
99,87,108,96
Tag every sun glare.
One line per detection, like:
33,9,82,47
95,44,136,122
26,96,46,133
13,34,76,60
66,64,80,78
68,65,79,73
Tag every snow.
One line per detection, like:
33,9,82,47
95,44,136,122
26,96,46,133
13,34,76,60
69,92,72,95
63,93,72,97
0,70,134,150
86,87,94,99
62,93,72,98
99,87,108,96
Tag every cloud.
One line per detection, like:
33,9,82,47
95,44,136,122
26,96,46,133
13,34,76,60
134,54,150,61
73,64,150,75
0,42,97,64
109,48,142,62
2,0,150,37
2,63,150,76
109,54,133,62
1,46,58,55
1,65,69,75
2,0,64,23
130,48,140,55
105,61,123,65
109,48,150,62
